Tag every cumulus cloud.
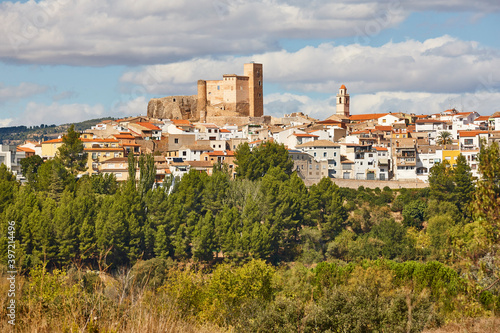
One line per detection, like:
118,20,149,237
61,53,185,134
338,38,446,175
0,82,48,103
265,90,500,120
122,36,500,97
16,102,107,126
0,0,411,65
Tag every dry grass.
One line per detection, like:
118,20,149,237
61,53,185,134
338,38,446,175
0,270,229,333
423,317,500,333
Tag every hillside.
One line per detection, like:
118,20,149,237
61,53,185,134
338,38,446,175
0,117,115,145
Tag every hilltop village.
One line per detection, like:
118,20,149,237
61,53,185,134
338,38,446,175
2,63,499,186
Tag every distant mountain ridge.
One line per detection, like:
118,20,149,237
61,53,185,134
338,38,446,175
0,117,115,145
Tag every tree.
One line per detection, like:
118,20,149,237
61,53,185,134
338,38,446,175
453,154,474,214
20,155,43,183
436,131,453,146
471,141,500,241
138,154,156,196
57,124,87,174
402,199,427,229
428,161,455,202
235,141,293,180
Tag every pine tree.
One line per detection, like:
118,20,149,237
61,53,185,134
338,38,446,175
53,190,78,264
192,211,216,261
57,124,87,174
154,224,171,259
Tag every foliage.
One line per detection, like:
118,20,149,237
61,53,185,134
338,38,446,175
234,141,294,180
57,124,87,174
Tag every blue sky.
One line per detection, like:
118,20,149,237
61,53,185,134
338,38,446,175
1,0,500,126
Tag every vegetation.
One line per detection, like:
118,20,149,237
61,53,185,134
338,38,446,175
1,128,500,332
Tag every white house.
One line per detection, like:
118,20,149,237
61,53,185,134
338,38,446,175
295,140,341,178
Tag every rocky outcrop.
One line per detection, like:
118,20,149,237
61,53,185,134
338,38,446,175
147,95,198,120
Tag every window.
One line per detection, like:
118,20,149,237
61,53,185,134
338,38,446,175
208,129,212,133
258,81,261,86
445,156,451,160
323,152,327,157
174,138,179,144
182,151,186,156
217,85,220,90
314,152,317,157
369,153,373,157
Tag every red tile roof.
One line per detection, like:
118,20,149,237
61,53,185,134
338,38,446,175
172,119,192,126
349,113,388,121
134,122,161,130
458,130,488,137
42,138,63,144
474,116,490,121
17,147,35,153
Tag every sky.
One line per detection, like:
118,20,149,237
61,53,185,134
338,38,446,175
0,0,500,127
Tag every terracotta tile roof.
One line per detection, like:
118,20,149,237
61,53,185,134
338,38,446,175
474,116,490,121
206,150,235,156
17,147,35,153
458,130,488,137
133,122,161,131
186,161,213,168
42,138,63,144
219,129,231,133
113,133,135,139
375,126,392,131
172,119,192,126
374,147,388,151
349,113,388,121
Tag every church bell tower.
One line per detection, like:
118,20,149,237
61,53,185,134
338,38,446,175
336,84,350,117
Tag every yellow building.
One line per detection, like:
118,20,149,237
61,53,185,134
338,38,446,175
442,147,461,168
40,138,63,159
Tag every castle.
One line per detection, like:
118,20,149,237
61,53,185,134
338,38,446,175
147,63,264,124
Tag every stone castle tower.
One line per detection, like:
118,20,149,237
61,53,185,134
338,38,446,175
243,62,264,117
336,84,350,117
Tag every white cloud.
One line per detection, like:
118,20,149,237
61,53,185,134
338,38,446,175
0,82,48,103
15,102,107,126
0,0,405,65
265,90,500,120
122,36,500,97
0,118,13,127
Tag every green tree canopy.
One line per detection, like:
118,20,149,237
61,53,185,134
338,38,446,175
235,141,293,180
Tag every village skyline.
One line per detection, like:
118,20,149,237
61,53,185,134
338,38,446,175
1,0,500,126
